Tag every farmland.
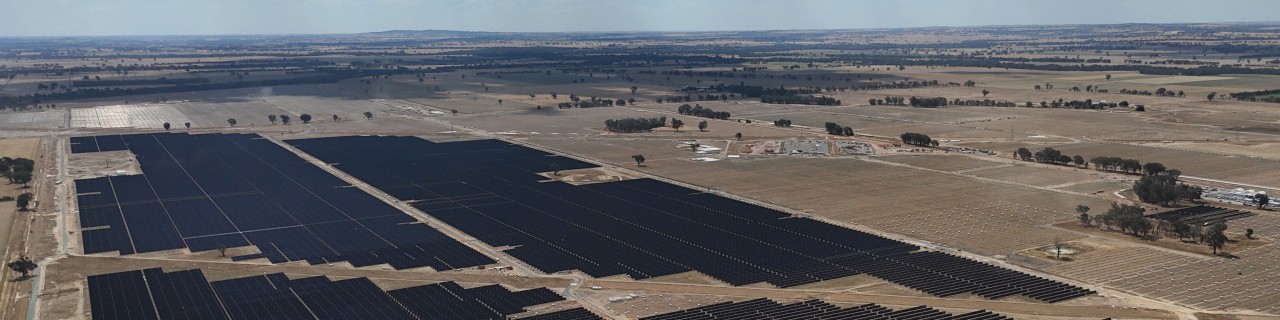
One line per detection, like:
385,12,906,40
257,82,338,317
7,22,1280,320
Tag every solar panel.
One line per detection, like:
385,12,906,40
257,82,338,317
72,133,494,270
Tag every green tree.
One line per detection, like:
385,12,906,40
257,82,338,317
697,120,708,132
734,132,742,141
280,115,291,125
227,118,237,126
299,114,312,123
451,109,458,116
15,192,32,210
332,114,339,122
981,89,990,97
268,115,278,124
630,86,638,95
671,119,684,132
1015,147,1032,161
1105,74,1112,81
184,122,191,129
11,171,32,187
6,256,36,278
1206,226,1228,255
1143,162,1166,176
363,112,374,119
1073,155,1086,167
163,122,171,130
1207,92,1218,101
632,154,645,167
1256,193,1270,209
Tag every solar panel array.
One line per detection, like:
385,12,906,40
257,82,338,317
289,136,1094,303
73,133,493,270
88,268,593,320
71,135,131,154
1148,205,1254,225
641,298,1013,320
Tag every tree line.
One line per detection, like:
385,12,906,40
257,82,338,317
604,117,667,133
900,132,936,146
1228,89,1280,103
823,122,854,136
676,104,730,120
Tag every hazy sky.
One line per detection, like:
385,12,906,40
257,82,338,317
3,0,1277,37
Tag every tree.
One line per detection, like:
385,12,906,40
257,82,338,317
733,132,743,141
697,121,708,132
1206,225,1228,255
332,114,339,122
1106,74,1112,81
299,114,312,123
1073,155,1086,167
6,256,36,278
163,122,171,130
632,154,645,167
1256,193,1270,209
671,119,684,132
689,142,700,152
280,115,291,125
1208,92,1218,101
1015,147,1033,161
549,163,561,176
630,86,638,95
11,171,32,187
1246,228,1255,239
363,111,373,120
1143,162,1166,176
217,244,228,257
843,126,854,136
1053,237,1064,259
268,114,278,124
227,119,237,126
451,109,458,116
15,192,32,210
981,89,990,97
1076,205,1091,226
184,122,191,129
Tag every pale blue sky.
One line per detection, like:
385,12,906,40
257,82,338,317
1,0,1276,37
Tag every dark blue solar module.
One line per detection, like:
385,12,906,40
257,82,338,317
88,270,159,320
289,136,1095,303
72,133,493,270
71,136,100,153
88,268,585,320
641,298,1013,320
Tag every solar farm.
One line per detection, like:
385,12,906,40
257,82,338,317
18,25,1280,320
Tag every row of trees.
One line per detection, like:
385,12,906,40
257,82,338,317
1228,89,1280,103
900,132,936,146
773,119,793,127
823,122,854,136
604,117,667,133
760,94,840,106
676,104,730,120
1015,147,1087,167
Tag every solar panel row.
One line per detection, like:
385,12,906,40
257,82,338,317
70,135,130,154
88,268,591,320
517,307,606,320
640,298,1013,320
73,133,493,270
289,136,1093,303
